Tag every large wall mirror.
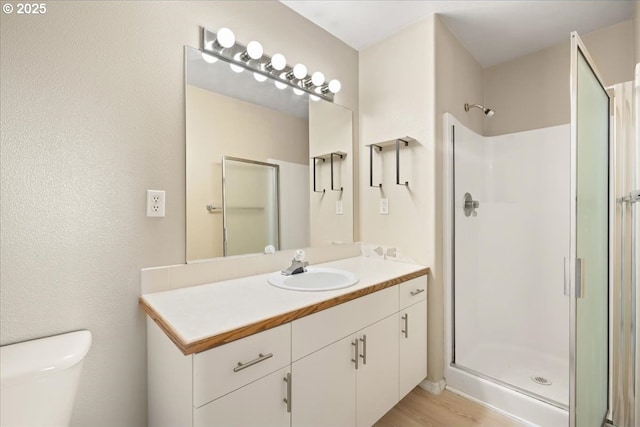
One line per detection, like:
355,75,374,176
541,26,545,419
185,46,354,262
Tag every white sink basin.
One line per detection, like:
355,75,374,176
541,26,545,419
267,267,359,292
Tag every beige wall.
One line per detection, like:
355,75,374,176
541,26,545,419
186,85,308,260
309,101,354,246
359,14,484,385
0,2,358,426
360,17,435,263
360,16,437,378
432,15,485,383
361,12,632,388
485,20,634,136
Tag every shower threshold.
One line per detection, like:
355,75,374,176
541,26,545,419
450,362,568,410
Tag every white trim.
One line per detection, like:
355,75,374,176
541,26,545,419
419,379,445,394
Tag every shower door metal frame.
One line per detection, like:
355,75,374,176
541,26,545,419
221,156,281,257
569,31,611,427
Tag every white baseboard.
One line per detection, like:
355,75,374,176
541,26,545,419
419,379,446,395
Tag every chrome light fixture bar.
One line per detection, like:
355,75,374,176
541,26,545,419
202,27,341,102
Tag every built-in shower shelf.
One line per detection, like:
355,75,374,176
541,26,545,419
366,136,416,187
311,151,347,193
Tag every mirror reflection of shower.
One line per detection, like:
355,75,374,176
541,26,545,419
222,156,280,257
464,103,495,117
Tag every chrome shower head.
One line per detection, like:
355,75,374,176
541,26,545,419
464,103,495,117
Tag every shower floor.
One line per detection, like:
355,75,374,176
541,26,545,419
456,343,569,407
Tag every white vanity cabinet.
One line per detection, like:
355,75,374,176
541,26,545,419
193,367,291,427
355,314,400,427
147,321,291,427
399,299,428,398
146,271,428,427
398,278,428,399
291,335,357,427
291,313,400,427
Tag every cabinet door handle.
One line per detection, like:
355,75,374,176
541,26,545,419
410,288,425,296
351,339,359,370
359,335,367,365
402,313,409,338
283,373,292,413
233,352,273,372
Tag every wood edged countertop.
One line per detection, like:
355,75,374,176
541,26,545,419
140,256,429,356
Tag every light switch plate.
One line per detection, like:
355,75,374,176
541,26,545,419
380,198,389,215
336,200,343,215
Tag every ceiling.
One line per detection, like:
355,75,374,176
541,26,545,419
280,0,635,68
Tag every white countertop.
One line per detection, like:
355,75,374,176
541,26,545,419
141,256,427,346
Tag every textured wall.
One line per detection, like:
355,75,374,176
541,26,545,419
0,2,358,426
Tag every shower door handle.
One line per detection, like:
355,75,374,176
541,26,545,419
564,257,584,298
575,258,584,299
564,257,570,297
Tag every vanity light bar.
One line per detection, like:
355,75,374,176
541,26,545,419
202,27,341,102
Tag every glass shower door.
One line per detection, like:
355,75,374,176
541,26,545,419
222,156,280,256
569,32,610,427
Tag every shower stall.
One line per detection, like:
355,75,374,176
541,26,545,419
442,32,633,426
443,115,571,425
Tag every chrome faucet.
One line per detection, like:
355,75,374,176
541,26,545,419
282,249,308,276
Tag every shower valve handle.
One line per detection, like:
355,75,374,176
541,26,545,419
465,200,479,209
464,192,480,217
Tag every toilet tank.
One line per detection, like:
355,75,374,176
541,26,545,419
0,330,92,427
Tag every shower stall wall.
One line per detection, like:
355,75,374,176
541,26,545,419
444,113,570,425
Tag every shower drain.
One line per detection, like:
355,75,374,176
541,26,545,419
530,376,552,386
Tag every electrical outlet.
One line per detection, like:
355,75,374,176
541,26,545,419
380,198,389,215
147,190,165,217
336,200,343,215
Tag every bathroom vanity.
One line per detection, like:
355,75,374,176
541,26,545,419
141,256,429,427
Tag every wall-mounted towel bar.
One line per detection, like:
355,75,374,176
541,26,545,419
366,136,416,188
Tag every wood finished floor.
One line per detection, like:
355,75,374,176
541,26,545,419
374,387,526,427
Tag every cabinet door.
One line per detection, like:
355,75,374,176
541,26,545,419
193,367,290,427
399,299,427,398
292,335,357,427
356,315,399,427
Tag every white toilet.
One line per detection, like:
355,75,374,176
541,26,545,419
0,330,92,427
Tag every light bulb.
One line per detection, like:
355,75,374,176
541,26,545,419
328,79,341,94
246,41,263,60
311,71,325,86
275,73,288,90
270,53,287,71
201,52,217,64
230,60,244,73
216,27,235,49
253,72,267,82
293,63,307,80
293,88,304,96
